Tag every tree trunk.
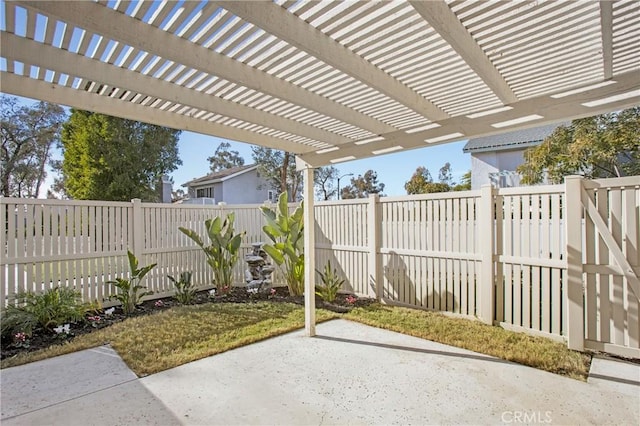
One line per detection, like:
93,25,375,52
281,151,290,200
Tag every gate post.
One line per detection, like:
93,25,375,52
565,176,585,351
131,198,143,262
479,185,495,324
368,194,382,300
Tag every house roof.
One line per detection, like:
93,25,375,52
182,164,257,187
1,2,638,167
462,123,566,154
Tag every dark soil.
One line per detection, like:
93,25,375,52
1,287,374,360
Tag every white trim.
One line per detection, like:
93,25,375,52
184,165,259,187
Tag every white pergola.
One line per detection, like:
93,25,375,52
1,0,639,335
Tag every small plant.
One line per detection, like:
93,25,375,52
13,332,30,349
345,295,357,304
87,315,102,328
179,213,245,295
168,271,197,304
315,261,345,303
260,192,305,296
53,323,70,333
108,250,156,315
1,287,88,338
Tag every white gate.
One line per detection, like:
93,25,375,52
566,176,640,358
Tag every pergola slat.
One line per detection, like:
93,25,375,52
215,0,450,122
0,71,309,153
1,0,637,166
14,0,395,137
409,0,517,105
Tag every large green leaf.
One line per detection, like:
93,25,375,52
262,224,281,242
136,263,157,281
179,227,205,248
207,217,223,238
291,204,304,223
127,250,138,273
278,191,288,217
262,244,284,265
260,207,281,233
228,233,243,253
282,244,298,263
227,212,236,227
260,206,276,223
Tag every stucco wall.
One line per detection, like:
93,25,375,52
471,149,527,189
221,170,270,204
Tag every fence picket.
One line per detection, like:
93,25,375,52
624,187,639,348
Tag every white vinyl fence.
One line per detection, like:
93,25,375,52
0,199,276,305
1,175,638,357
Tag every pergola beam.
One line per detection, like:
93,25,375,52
216,0,450,122
16,0,397,136
409,0,518,105
300,69,640,166
0,72,308,154
599,1,614,80
1,32,347,149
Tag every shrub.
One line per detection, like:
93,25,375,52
1,287,88,337
260,192,305,296
108,250,156,315
179,213,244,294
315,261,345,303
168,271,197,304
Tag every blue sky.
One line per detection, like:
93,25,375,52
175,132,470,196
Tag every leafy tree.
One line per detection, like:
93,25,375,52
207,142,245,172
438,162,453,186
453,170,472,191
518,108,640,184
172,188,186,203
405,166,452,194
314,166,339,200
0,96,66,197
341,170,385,199
405,166,432,195
55,110,182,201
251,147,301,201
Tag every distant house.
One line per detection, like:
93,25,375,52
463,123,566,190
181,164,275,205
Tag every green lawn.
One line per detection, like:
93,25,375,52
1,303,338,376
345,304,591,381
1,302,591,381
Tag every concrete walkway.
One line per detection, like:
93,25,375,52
1,319,638,425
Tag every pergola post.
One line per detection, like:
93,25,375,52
299,158,316,337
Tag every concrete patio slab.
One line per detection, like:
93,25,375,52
141,319,639,425
588,356,640,397
1,319,638,425
0,345,136,419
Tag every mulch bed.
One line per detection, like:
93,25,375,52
1,287,374,360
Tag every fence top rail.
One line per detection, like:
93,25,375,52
140,202,268,210
583,176,640,190
0,196,133,207
316,199,369,206
381,190,481,203
497,184,564,196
